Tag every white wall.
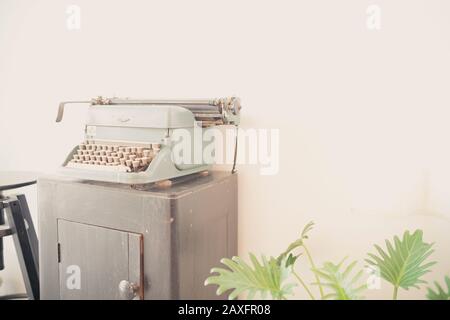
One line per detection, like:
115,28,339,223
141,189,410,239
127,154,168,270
1,0,450,299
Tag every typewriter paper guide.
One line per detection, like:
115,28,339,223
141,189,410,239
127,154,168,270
86,104,196,129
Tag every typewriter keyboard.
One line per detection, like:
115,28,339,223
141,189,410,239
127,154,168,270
67,141,161,173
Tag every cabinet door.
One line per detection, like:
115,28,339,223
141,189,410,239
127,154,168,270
57,220,143,300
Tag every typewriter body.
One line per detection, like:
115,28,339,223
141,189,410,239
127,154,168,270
56,97,241,184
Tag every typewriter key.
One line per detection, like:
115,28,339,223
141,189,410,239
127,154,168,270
143,150,151,157
132,160,140,169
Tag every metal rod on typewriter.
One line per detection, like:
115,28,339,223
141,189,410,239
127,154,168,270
107,99,218,106
107,98,241,118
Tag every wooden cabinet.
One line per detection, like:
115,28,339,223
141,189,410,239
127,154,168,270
38,172,237,300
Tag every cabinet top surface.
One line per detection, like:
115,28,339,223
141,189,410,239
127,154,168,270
38,171,237,198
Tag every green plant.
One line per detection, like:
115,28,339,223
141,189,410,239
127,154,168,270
366,230,436,300
312,258,366,300
426,276,450,300
276,221,324,299
205,222,440,300
204,254,296,300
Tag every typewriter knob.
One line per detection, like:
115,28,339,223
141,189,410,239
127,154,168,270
227,97,241,116
118,280,140,300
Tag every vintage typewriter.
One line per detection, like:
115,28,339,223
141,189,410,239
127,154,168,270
56,96,241,184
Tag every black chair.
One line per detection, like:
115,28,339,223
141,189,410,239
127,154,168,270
0,172,39,300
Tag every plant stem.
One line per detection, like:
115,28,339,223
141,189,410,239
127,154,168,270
292,270,315,300
393,286,398,300
302,244,325,299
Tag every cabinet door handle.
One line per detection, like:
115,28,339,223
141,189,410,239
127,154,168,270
118,280,140,300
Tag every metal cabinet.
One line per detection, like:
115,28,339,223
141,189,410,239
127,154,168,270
38,172,238,300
